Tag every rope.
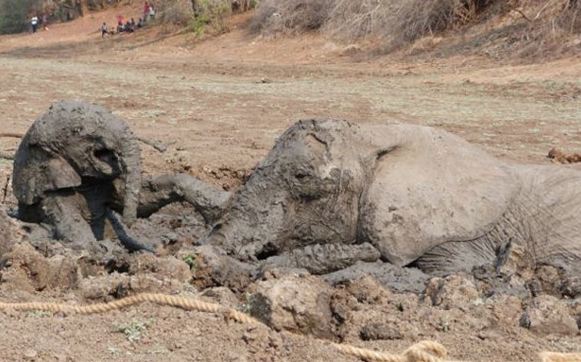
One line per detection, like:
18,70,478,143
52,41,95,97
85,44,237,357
539,351,581,362
0,293,578,361
0,293,260,324
332,340,448,362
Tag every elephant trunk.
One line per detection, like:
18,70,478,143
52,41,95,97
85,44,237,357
203,174,289,261
120,132,141,226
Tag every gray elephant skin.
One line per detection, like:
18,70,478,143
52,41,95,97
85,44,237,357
206,119,580,292
12,101,142,247
12,101,231,251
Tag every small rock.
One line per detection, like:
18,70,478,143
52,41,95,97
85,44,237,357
23,349,38,360
200,287,240,309
477,329,503,341
129,254,192,282
191,245,254,291
344,275,391,304
486,294,523,327
247,274,335,338
360,323,402,341
520,295,579,335
424,274,479,309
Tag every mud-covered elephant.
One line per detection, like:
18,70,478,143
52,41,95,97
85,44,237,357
13,101,229,251
205,119,581,290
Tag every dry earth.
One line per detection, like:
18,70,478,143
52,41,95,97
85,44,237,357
0,7,580,362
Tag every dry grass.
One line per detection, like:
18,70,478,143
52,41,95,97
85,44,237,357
156,0,196,27
251,0,581,57
250,0,334,34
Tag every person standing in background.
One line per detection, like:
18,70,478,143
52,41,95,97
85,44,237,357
31,16,38,33
143,1,150,21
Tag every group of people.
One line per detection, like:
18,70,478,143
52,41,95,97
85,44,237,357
100,1,156,38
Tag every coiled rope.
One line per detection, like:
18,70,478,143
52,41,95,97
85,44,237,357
0,293,579,362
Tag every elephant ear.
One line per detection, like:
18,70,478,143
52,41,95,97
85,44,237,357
13,142,81,205
358,124,518,266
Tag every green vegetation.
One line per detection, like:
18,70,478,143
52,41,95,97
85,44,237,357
114,319,154,342
190,0,232,36
0,0,40,34
183,254,197,270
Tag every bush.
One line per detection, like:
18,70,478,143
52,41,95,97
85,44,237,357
153,0,231,35
323,0,399,40
190,0,232,36
250,0,334,34
390,0,490,44
157,0,195,27
251,0,579,53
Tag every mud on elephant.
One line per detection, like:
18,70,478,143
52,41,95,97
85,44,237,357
205,119,581,295
12,101,230,252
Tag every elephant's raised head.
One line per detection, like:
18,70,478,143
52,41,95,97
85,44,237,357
13,100,141,225
205,120,377,261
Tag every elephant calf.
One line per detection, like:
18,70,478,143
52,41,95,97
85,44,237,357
205,119,581,295
12,101,230,251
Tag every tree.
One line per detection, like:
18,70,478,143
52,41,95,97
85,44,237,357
0,0,41,34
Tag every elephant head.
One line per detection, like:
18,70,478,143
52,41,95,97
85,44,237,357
12,100,141,226
205,119,518,269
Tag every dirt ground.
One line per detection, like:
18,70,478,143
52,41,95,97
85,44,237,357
0,7,580,362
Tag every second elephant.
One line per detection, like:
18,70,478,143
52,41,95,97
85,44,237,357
205,119,581,294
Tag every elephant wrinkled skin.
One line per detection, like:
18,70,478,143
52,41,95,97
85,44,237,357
12,101,230,251
205,119,580,294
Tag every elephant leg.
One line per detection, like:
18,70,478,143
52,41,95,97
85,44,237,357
41,191,96,246
137,174,231,224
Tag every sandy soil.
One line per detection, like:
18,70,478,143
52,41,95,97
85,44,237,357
0,7,580,362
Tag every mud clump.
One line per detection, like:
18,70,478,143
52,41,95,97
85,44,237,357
424,274,480,309
0,243,79,292
0,208,23,257
190,245,254,292
520,295,579,336
247,274,337,339
360,323,403,341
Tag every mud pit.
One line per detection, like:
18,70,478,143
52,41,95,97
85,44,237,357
1,102,580,361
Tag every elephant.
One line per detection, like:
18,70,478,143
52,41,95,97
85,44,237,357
12,101,230,251
204,119,581,294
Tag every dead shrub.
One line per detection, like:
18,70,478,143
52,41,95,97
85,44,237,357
323,0,399,40
155,0,195,27
250,0,580,57
390,0,493,44
250,0,334,34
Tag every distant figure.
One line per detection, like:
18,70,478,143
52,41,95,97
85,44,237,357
137,17,144,28
42,14,49,31
149,5,155,20
130,18,136,29
144,1,150,20
117,15,125,33
31,16,38,33
101,22,108,38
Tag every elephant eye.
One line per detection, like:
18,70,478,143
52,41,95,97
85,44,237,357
295,172,308,180
94,148,115,162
